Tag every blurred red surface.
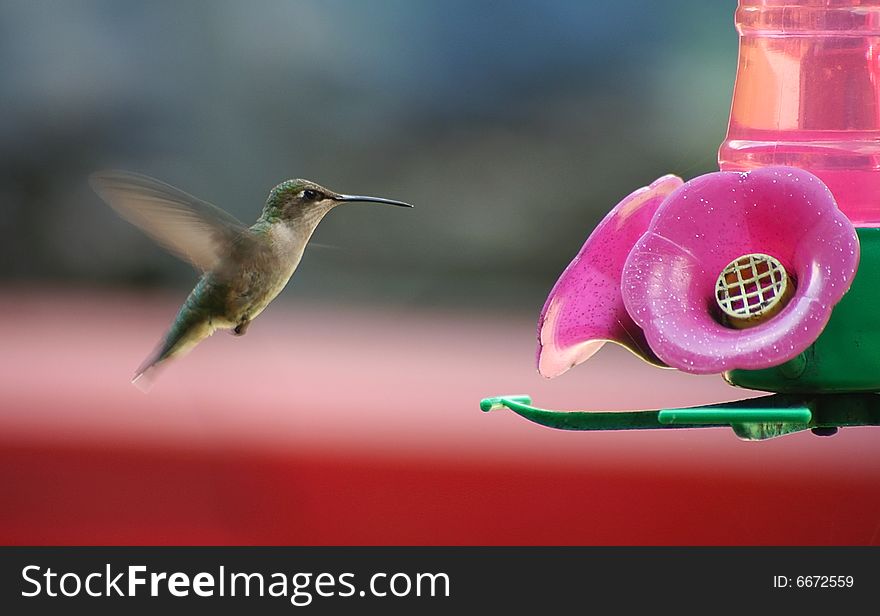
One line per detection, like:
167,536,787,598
2,289,879,545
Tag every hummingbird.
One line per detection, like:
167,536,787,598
91,171,413,389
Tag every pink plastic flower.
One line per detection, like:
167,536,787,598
622,166,859,374
537,174,683,378
537,166,860,378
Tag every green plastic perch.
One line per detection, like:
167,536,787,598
480,393,880,440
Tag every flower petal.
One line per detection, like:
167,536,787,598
621,166,859,374
537,174,682,378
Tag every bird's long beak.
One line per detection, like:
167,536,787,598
335,194,413,208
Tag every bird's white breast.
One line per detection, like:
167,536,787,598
249,223,307,312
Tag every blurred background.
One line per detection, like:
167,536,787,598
3,0,879,545
0,0,732,300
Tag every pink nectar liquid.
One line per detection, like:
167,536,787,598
719,0,880,225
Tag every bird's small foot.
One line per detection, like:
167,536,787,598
233,320,251,336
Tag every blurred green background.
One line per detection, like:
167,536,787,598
0,0,737,311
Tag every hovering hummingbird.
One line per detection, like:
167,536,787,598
91,171,413,389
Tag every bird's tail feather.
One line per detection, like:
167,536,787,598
132,310,214,391
131,360,165,393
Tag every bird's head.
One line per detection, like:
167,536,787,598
263,179,412,222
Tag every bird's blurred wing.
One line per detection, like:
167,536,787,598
90,170,253,272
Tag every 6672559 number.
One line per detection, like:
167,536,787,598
773,575,854,589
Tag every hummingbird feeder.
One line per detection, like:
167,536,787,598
481,0,880,440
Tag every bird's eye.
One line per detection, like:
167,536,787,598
302,189,319,200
